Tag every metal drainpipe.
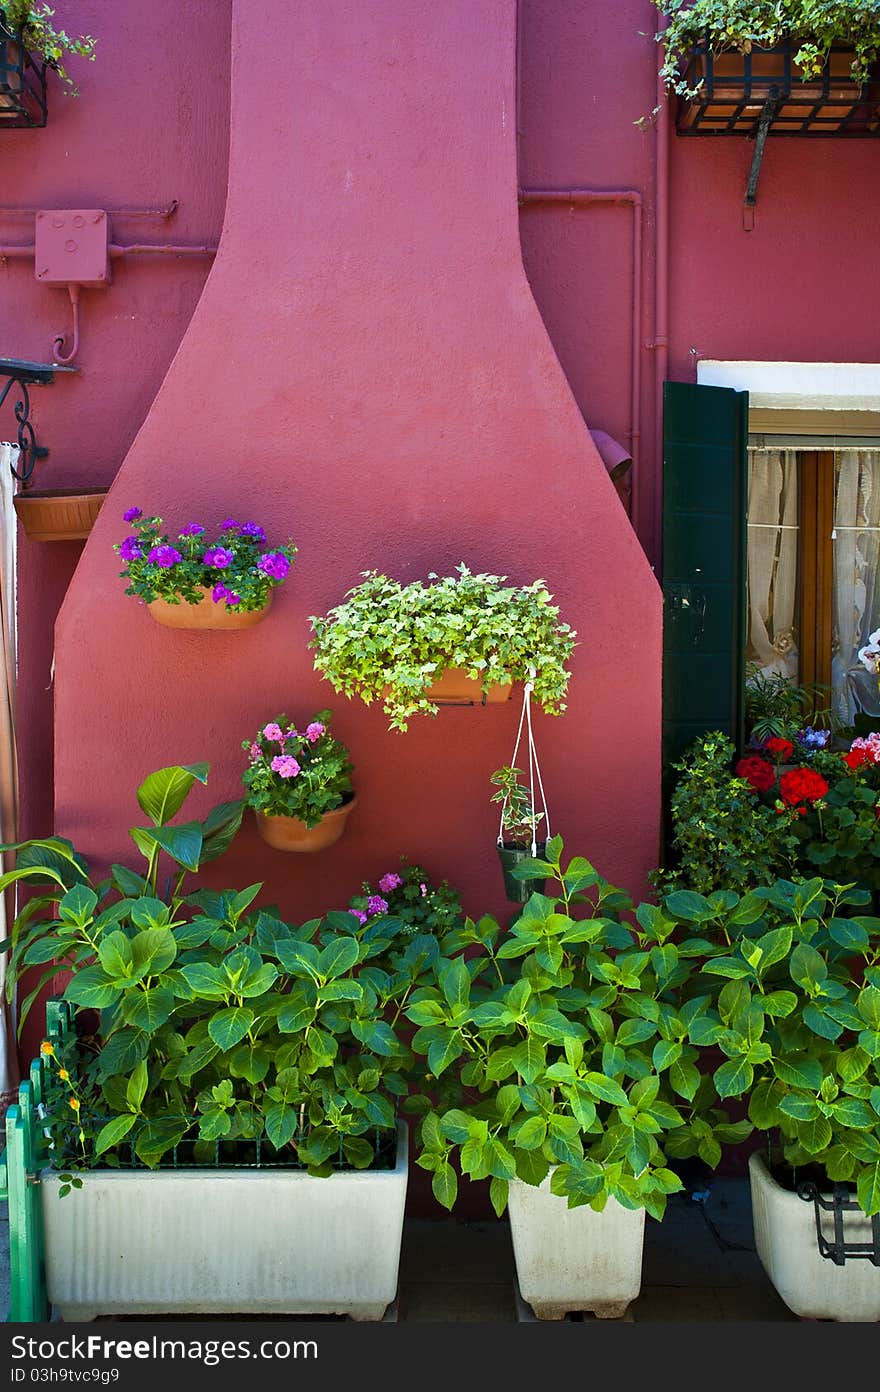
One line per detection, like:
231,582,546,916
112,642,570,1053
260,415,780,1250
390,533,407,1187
0,243,217,260
518,187,643,532
652,18,671,573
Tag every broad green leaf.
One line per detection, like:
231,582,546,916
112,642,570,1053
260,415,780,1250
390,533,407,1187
352,1020,398,1057
318,936,360,981
584,1072,628,1106
62,965,121,1010
669,1058,700,1101
790,943,828,993
125,1061,148,1113
131,927,177,977
858,987,880,1029
652,1040,682,1072
509,1037,547,1085
98,931,134,981
265,1103,299,1150
484,1137,517,1180
111,863,149,898
797,1116,833,1154
432,1162,457,1210
208,1006,255,1051
134,1117,190,1167
749,1079,785,1129
832,1098,876,1129
134,823,204,873
510,1115,547,1150
58,884,98,924
803,1005,842,1041
777,1094,819,1121
489,1177,509,1217
439,957,471,1010
136,763,209,827
427,1034,463,1076
199,799,246,865
120,987,175,1034
774,1056,823,1092
94,1114,137,1156
179,962,229,1000
616,1018,656,1047
714,1057,754,1098
663,890,714,923
857,1162,880,1217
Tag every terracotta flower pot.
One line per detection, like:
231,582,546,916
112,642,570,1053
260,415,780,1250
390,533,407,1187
13,489,107,542
424,667,513,705
148,587,272,631
255,793,356,852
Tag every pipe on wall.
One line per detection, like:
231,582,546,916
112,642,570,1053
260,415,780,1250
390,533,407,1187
652,18,670,572
518,187,643,532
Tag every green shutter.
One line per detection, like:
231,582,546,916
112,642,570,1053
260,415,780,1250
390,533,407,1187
662,380,748,769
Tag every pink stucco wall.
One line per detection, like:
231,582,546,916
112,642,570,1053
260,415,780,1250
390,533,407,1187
1,0,231,858
49,0,661,977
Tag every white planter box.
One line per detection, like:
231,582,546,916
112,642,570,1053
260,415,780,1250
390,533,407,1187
508,1174,645,1319
749,1152,880,1322
40,1124,408,1321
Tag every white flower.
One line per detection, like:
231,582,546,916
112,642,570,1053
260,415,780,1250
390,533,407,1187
857,629,880,674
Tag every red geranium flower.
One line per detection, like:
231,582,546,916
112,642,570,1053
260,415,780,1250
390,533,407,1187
735,755,776,793
779,767,829,807
843,748,871,770
765,737,795,761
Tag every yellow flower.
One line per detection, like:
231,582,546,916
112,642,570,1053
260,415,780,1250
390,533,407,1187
68,1097,80,1112
40,1040,54,1056
58,1068,69,1081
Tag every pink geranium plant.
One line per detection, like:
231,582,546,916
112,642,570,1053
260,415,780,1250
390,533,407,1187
241,710,353,827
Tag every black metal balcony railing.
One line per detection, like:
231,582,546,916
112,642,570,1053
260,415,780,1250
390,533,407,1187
676,38,880,137
0,10,47,128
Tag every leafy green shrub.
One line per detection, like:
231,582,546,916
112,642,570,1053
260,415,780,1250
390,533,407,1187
309,564,576,732
657,877,880,1215
405,837,749,1219
656,732,800,896
2,766,433,1175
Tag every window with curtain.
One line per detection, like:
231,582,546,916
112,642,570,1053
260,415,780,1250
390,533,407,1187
746,446,880,724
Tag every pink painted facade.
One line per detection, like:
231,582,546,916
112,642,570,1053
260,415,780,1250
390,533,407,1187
4,0,878,1065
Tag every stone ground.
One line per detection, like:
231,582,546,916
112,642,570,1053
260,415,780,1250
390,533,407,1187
1,1179,798,1323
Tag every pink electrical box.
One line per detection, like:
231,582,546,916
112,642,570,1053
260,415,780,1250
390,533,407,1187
34,210,110,287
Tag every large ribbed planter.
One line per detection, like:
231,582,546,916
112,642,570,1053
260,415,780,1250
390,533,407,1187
40,1123,408,1321
749,1152,880,1322
508,1173,645,1319
148,586,272,630
255,792,356,852
13,489,107,541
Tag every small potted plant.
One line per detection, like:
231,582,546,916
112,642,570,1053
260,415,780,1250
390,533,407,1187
405,837,749,1319
114,509,296,630
309,564,576,732
242,710,356,853
1,764,419,1322
660,876,880,1321
490,765,547,903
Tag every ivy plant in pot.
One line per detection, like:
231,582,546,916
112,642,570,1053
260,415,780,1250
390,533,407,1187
650,0,880,104
309,564,576,732
490,765,547,904
1,765,429,1321
404,837,750,1319
242,711,356,853
662,875,880,1321
114,508,296,630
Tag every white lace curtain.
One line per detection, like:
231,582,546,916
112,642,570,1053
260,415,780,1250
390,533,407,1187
747,446,880,724
0,441,18,1118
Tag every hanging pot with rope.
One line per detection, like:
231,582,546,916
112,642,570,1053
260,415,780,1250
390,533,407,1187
491,675,551,904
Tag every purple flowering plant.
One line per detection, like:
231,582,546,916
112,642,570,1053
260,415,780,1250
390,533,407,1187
114,510,297,612
344,858,462,940
241,710,354,827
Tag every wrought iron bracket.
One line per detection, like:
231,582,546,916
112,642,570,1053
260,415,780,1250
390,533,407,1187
0,357,77,486
744,91,781,209
798,1181,880,1266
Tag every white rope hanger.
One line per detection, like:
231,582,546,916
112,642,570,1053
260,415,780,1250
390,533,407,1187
497,670,550,858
